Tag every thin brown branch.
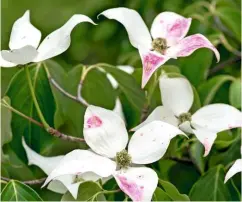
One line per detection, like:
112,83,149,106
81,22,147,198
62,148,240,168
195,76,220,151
209,56,241,75
3,104,85,143
49,77,89,107
168,156,192,163
77,81,89,107
140,104,149,122
44,64,88,107
1,176,46,185
48,128,85,143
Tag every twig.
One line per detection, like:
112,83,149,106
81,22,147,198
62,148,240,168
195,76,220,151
168,156,192,163
140,104,149,122
44,64,89,107
77,81,89,107
47,128,85,143
1,176,46,185
209,56,241,75
50,77,78,101
1,102,85,143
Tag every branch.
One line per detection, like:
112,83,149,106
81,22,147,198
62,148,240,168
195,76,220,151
209,56,241,75
77,81,89,107
1,103,85,143
140,104,149,122
168,156,192,163
48,128,85,143
44,64,89,107
50,77,79,102
1,176,46,185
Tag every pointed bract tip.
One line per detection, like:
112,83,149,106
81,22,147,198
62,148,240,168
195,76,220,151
23,10,30,19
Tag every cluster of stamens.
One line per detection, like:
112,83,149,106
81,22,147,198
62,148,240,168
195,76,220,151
151,37,168,54
115,149,132,169
178,112,192,124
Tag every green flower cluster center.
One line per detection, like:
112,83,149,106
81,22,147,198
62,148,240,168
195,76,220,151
152,37,168,54
178,112,192,124
115,149,132,169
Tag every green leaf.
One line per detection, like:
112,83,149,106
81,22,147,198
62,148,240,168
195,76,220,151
46,60,116,137
214,130,235,150
45,61,85,137
1,68,19,97
1,97,13,162
229,79,241,108
209,134,241,168
0,180,43,201
198,75,235,105
1,146,35,180
101,65,145,110
189,141,205,174
177,49,214,87
216,7,241,42
61,181,103,201
152,187,172,201
6,64,74,158
157,159,200,194
190,86,201,113
189,165,240,201
158,179,190,201
162,65,181,74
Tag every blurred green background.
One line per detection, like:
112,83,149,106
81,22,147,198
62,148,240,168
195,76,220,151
1,0,241,201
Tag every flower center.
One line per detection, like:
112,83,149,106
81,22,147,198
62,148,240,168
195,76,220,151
151,37,168,54
115,149,132,169
178,112,192,124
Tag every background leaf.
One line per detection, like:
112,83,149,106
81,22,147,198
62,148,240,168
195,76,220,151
152,187,172,201
229,79,241,108
189,165,240,201
198,75,235,105
216,7,241,42
1,97,13,163
61,181,103,201
0,180,43,201
177,49,214,87
158,179,190,201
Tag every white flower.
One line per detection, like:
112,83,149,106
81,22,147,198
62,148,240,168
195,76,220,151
224,146,242,183
133,75,242,157
22,138,111,198
99,8,220,88
1,10,95,67
42,105,186,201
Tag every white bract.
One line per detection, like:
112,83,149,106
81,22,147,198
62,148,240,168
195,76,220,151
133,75,242,156
1,10,95,67
42,105,186,201
99,8,220,88
224,146,242,183
22,138,112,198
